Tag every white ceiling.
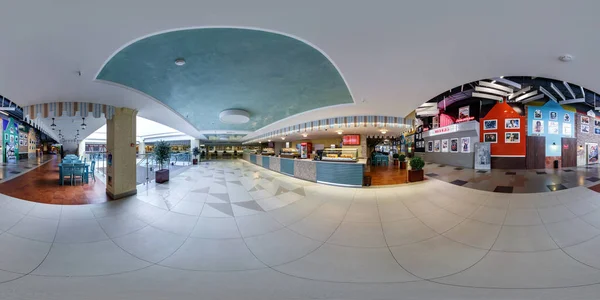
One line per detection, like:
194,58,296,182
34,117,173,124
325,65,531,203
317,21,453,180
37,116,105,153
1,0,599,141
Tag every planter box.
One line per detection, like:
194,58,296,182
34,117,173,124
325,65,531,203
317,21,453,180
393,159,399,166
408,169,424,182
400,161,407,169
193,159,198,165
156,169,170,183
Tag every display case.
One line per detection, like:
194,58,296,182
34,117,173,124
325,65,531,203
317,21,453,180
261,148,275,156
321,148,358,162
280,148,300,159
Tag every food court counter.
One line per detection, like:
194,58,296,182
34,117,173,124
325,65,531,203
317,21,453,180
243,153,365,187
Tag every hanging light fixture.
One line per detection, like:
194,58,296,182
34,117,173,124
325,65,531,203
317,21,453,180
51,118,56,130
58,130,62,139
81,117,87,130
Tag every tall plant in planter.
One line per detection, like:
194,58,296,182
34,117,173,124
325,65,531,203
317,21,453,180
154,140,171,183
408,156,425,182
192,147,200,165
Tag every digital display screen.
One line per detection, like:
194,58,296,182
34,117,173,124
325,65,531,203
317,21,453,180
343,135,360,145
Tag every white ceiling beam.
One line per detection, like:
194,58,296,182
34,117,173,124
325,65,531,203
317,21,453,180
560,98,585,105
550,83,566,101
581,86,586,98
475,86,509,97
539,86,557,102
515,90,538,102
0,107,16,111
509,86,532,100
520,94,545,104
472,92,503,101
478,81,513,93
492,77,522,89
563,81,576,99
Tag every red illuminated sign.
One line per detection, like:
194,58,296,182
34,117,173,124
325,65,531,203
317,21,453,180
455,116,475,123
343,135,360,145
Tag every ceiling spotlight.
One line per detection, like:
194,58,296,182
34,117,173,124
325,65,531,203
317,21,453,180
81,117,87,130
267,139,271,142
281,136,286,140
174,58,186,66
559,54,573,62
51,118,56,130
380,129,388,134
336,130,343,135
302,133,308,138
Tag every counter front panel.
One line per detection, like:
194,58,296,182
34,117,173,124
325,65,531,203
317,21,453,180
316,162,364,187
243,155,364,188
281,159,295,176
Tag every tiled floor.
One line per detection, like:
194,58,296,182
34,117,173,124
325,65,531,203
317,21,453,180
1,160,600,298
0,157,109,205
422,163,600,193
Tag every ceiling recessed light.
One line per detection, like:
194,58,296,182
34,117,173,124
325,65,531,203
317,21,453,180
336,130,343,135
559,54,573,62
380,129,388,134
302,133,308,138
281,137,285,140
174,58,186,66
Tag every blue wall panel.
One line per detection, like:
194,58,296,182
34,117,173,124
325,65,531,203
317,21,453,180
250,154,256,164
281,159,295,175
527,101,574,156
316,163,363,187
262,156,270,169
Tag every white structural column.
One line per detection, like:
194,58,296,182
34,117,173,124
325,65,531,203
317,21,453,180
105,107,138,199
138,140,145,155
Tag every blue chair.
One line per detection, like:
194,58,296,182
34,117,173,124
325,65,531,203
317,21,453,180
61,164,74,185
72,164,85,185
90,161,96,182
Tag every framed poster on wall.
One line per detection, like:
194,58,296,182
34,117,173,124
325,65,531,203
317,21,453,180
441,139,449,152
483,133,497,143
587,143,598,164
434,140,440,152
582,116,591,133
532,120,544,134
427,141,433,152
458,106,470,119
461,137,470,153
563,123,572,136
548,121,559,134
483,120,497,130
450,138,458,153
505,118,520,129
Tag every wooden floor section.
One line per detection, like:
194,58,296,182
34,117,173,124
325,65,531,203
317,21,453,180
364,164,409,186
0,157,110,205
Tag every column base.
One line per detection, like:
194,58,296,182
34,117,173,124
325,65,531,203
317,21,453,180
106,189,137,200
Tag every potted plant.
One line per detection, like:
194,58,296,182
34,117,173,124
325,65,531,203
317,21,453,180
408,156,424,182
192,147,200,165
392,153,399,165
154,140,171,183
399,154,407,169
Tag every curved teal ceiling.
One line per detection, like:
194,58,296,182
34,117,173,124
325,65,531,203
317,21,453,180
97,28,353,131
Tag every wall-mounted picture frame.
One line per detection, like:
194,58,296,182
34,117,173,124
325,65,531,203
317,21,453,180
534,109,542,119
549,111,558,121
582,124,590,134
441,139,449,152
532,120,544,134
458,106,470,119
563,123,572,136
548,121,559,135
461,137,470,153
505,132,520,143
564,113,571,122
427,141,433,152
483,133,497,143
450,138,458,153
483,119,497,130
505,118,520,129
434,140,440,152
582,115,590,125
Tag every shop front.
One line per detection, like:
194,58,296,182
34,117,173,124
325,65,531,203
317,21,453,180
416,120,479,168
479,102,527,169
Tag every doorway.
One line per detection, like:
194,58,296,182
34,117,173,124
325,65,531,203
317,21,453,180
526,136,545,169
561,137,577,167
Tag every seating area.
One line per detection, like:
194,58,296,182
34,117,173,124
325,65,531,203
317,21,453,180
371,152,389,166
59,154,96,185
